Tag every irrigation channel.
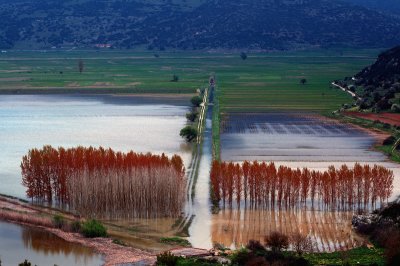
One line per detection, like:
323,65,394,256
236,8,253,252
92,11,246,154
176,82,214,249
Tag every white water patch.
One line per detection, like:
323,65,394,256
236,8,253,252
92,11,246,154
0,95,191,198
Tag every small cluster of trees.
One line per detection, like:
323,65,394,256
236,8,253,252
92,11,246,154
21,146,186,219
180,95,203,142
211,161,393,210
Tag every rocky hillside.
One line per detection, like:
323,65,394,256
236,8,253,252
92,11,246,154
337,46,400,111
1,0,400,50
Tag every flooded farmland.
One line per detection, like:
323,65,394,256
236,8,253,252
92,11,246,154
0,94,191,199
0,94,193,260
214,112,400,250
0,221,103,265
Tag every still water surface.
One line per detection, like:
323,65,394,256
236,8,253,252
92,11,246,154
0,221,103,266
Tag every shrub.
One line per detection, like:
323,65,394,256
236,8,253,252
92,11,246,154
52,214,65,229
240,52,247,60
230,248,253,266
186,112,198,122
18,260,31,266
156,251,179,266
246,239,266,254
383,136,397,146
190,96,202,107
264,231,289,253
81,219,107,238
171,74,179,82
160,237,191,247
180,126,198,142
70,220,81,233
290,233,314,255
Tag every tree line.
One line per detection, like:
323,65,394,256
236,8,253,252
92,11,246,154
21,145,186,219
210,161,393,210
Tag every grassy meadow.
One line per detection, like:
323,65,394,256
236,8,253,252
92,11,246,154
0,49,380,114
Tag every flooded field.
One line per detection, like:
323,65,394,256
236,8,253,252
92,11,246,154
215,112,400,250
0,221,103,265
0,94,191,199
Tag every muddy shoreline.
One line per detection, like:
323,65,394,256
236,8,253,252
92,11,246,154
0,195,156,265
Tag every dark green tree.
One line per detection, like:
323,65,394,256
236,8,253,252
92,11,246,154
171,74,179,82
180,126,198,142
186,112,198,122
190,96,202,107
300,78,307,85
240,52,248,60
78,59,84,74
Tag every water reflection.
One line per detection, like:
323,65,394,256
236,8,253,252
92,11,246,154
211,208,362,252
0,221,103,266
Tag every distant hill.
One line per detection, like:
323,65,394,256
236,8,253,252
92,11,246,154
343,0,400,15
337,46,400,111
1,0,400,50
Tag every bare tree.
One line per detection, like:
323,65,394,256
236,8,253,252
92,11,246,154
290,232,314,255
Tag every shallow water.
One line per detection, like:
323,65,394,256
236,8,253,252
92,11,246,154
221,113,400,198
211,112,400,250
0,221,103,265
0,94,191,198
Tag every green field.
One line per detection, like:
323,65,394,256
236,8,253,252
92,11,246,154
0,49,380,112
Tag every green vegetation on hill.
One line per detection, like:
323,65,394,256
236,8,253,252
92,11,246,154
336,46,400,112
0,0,400,50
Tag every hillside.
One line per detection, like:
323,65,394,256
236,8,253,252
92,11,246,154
1,0,400,50
343,0,400,15
336,46,400,111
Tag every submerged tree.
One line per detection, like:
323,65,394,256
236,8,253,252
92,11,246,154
21,146,186,219
210,160,393,210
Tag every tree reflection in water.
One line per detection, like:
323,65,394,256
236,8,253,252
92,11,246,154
211,208,363,252
21,225,97,264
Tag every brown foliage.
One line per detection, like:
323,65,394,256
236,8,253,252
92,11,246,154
264,231,289,253
21,146,186,219
210,161,393,210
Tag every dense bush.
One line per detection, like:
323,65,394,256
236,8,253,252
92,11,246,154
52,214,65,229
265,231,289,253
81,219,107,238
383,136,397,146
156,251,179,266
186,112,198,122
180,126,198,142
190,96,202,107
70,220,81,233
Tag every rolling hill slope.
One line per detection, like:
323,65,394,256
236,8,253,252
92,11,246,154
0,0,400,50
